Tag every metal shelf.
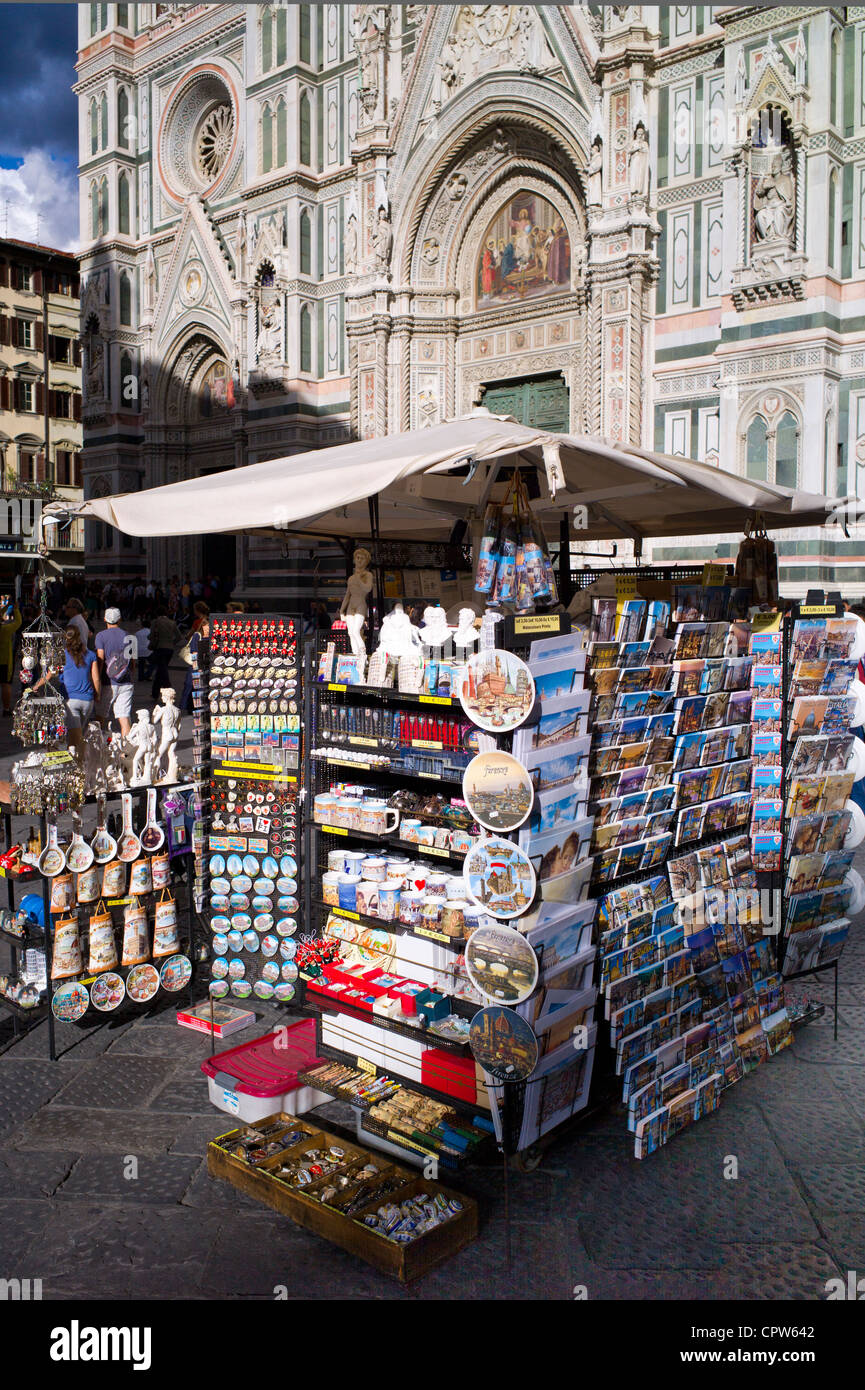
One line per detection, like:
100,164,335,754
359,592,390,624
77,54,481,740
303,979,472,1055
315,900,467,954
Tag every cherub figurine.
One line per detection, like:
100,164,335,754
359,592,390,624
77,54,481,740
126,709,158,787
152,687,181,784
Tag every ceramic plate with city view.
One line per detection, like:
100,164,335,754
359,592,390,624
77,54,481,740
463,837,537,923
459,649,535,733
462,751,534,833
465,921,539,1004
469,1005,539,1082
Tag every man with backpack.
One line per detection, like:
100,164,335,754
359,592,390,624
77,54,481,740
95,607,136,736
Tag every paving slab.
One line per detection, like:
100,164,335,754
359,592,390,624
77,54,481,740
7,1107,185,1153
55,1152,202,1205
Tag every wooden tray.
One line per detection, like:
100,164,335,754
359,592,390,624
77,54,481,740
207,1111,478,1282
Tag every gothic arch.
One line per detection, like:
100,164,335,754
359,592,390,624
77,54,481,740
153,330,230,426
392,87,591,287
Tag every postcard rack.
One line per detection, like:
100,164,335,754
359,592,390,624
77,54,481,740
0,786,197,1059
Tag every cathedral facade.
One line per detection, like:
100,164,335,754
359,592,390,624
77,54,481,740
77,5,865,602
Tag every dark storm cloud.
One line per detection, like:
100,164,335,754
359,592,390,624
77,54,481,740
0,3,78,164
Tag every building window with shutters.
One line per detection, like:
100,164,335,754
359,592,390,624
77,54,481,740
49,336,71,365
19,381,35,413
18,448,37,482
14,265,32,292
16,319,33,350
52,392,73,421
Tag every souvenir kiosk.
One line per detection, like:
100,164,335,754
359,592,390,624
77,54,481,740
43,412,858,1273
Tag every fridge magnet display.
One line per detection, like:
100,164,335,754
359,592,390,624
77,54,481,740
126,962,160,1003
90,972,126,1012
159,954,192,992
51,979,90,1022
462,751,534,833
463,837,537,918
465,921,539,1004
459,649,535,732
469,1004,539,1081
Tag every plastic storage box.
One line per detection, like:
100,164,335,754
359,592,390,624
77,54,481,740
200,1019,329,1123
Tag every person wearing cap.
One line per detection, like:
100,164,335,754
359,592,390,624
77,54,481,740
95,607,135,737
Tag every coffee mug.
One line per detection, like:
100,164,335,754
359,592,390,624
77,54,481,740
328,849,347,874
442,900,467,937
334,797,362,829
359,802,399,836
451,829,474,855
322,871,340,906
463,905,482,938
378,879,402,922
337,874,358,911
398,891,422,926
434,826,452,850
363,856,388,882
416,824,436,846
426,873,448,898
343,850,366,879
314,794,338,824
401,820,421,843
356,880,380,917
421,896,443,927
445,875,465,899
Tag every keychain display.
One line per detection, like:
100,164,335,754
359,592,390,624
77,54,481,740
10,750,85,817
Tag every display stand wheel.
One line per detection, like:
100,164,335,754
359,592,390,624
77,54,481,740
513,1144,544,1173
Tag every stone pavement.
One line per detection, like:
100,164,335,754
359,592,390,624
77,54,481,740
0,666,863,1299
0,937,862,1300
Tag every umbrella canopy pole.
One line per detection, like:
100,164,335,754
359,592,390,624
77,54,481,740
367,493,385,634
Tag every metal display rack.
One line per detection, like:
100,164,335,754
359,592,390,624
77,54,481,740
0,785,197,1059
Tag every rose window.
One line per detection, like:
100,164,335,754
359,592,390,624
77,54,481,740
195,104,234,182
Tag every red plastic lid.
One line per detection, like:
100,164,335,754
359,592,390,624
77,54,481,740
200,1019,322,1097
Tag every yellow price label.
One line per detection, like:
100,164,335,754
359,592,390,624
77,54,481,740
348,736,378,747
514,614,560,634
333,907,359,922
320,824,348,836
327,683,347,693
701,562,727,587
615,574,637,601
413,738,443,750
415,925,451,944
357,1056,377,1076
417,844,450,858
800,605,836,615
418,695,452,706
387,1130,434,1157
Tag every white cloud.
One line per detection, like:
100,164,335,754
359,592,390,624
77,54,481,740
0,149,78,253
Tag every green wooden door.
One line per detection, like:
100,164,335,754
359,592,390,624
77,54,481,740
481,374,569,432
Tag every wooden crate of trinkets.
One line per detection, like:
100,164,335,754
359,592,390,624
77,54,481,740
207,1112,478,1282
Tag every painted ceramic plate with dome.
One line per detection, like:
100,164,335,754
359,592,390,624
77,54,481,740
126,963,160,1003
465,922,538,1005
463,836,536,920
459,648,535,733
469,1005,538,1082
462,750,534,833
90,972,126,1012
52,980,90,1022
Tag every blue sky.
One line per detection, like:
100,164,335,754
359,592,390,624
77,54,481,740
0,2,78,248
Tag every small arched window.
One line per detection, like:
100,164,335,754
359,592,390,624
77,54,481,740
119,271,132,326
831,30,841,127
300,303,312,373
99,176,109,235
262,102,273,174
118,171,130,235
746,415,769,482
275,97,287,168
828,169,839,271
299,90,311,166
117,3,130,29
100,91,109,149
775,410,799,489
275,6,287,65
300,208,312,275
90,182,100,239
118,88,129,149
120,350,133,404
90,99,99,156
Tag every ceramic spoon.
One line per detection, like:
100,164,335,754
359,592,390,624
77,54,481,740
90,794,117,865
117,792,141,863
140,788,165,854
38,821,67,878
66,813,95,873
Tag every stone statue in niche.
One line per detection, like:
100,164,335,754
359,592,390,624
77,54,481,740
587,137,603,208
85,337,105,401
345,212,358,274
753,148,795,244
256,295,283,365
628,123,650,201
373,207,393,276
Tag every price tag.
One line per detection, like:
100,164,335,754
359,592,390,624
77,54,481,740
388,1130,434,1157
328,683,347,693
413,738,443,751
418,772,439,780
417,844,450,858
107,897,132,907
418,695,452,706
513,614,560,634
701,562,727,587
800,604,836,615
349,736,378,747
321,824,348,836
615,574,637,603
333,907,359,922
357,1056,377,1076
415,925,451,944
